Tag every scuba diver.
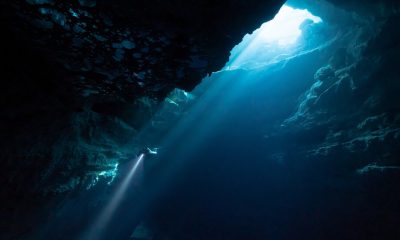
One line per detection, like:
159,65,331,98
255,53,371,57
140,146,159,156
146,147,159,155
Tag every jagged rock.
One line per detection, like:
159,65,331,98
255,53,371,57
1,0,400,238
0,0,287,220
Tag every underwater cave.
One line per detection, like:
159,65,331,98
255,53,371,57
1,0,400,239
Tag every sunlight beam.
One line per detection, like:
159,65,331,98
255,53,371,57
257,5,322,46
227,5,322,70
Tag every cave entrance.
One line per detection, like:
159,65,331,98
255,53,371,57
226,4,322,70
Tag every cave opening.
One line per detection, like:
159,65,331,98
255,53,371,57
227,4,322,70
2,0,400,239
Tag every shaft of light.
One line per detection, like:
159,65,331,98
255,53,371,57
82,154,144,240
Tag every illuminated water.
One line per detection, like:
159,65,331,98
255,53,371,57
32,4,400,240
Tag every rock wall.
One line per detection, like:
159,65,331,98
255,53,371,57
1,0,400,238
0,0,285,238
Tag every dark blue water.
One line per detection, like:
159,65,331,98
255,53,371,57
129,47,399,239
30,8,400,239
32,54,400,240
34,43,400,240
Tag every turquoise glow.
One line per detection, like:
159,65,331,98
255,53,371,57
227,5,322,70
257,5,321,46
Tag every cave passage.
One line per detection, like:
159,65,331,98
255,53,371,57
7,0,400,239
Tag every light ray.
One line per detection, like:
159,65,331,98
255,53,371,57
82,154,145,240
227,5,322,70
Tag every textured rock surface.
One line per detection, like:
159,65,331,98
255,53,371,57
1,0,400,239
281,1,400,171
0,0,286,190
0,0,286,238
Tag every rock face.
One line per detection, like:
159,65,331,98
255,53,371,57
0,0,285,238
1,0,400,239
281,0,400,173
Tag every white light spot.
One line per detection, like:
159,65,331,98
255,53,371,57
257,5,322,46
226,5,322,70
